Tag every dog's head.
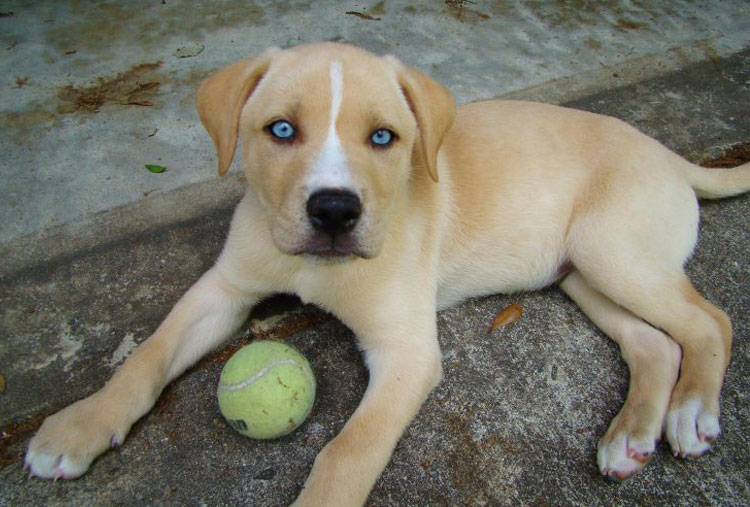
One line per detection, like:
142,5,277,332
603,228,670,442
197,43,455,261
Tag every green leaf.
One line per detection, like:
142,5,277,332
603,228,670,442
145,164,166,173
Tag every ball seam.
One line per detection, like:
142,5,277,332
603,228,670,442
217,358,314,393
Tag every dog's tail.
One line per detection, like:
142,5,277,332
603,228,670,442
681,161,750,200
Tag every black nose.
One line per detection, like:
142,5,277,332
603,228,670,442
306,189,362,235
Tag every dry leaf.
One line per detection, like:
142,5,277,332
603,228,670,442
0,370,5,393
491,303,523,330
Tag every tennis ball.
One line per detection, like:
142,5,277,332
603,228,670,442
217,341,315,439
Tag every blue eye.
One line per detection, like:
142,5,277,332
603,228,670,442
269,120,295,140
370,128,394,147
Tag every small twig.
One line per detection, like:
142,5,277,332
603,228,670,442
345,11,381,21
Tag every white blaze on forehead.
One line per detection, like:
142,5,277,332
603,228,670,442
306,60,355,193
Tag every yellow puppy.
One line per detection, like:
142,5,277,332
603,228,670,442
26,43,750,504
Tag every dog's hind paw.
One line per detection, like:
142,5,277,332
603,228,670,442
597,432,655,480
665,398,719,458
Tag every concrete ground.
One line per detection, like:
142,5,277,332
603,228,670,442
1,1,749,505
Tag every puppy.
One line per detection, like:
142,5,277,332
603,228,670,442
25,43,750,504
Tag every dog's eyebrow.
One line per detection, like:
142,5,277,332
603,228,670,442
261,101,302,126
367,112,398,134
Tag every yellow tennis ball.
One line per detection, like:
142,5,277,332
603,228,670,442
217,341,316,439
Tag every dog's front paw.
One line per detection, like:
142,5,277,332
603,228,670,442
597,423,657,480
25,394,126,480
665,398,719,458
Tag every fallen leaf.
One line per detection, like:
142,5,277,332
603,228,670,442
0,370,5,393
491,303,523,330
133,127,158,140
145,164,166,173
174,43,205,58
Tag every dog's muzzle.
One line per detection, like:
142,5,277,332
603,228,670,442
303,189,363,258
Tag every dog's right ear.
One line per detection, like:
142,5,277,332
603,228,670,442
196,48,279,176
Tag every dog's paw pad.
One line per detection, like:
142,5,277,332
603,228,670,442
665,399,719,458
598,433,655,479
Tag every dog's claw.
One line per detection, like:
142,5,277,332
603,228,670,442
602,468,630,481
626,448,652,464
698,431,715,444
598,431,655,480
110,435,120,449
666,399,718,458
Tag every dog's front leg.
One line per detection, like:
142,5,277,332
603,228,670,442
294,312,442,506
25,266,261,479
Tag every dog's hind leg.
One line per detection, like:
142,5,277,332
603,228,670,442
560,271,681,479
569,243,731,461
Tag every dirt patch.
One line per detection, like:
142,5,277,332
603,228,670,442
44,2,268,55
445,0,491,22
0,414,45,467
521,0,675,31
443,409,519,502
615,18,645,30
13,77,29,89
57,62,162,113
1,61,164,142
207,309,332,366
701,142,750,168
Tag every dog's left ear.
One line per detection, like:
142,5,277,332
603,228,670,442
387,57,456,182
196,47,279,176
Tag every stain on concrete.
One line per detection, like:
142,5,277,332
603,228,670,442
0,414,45,467
518,0,676,31
12,76,29,89
614,18,645,30
0,60,164,148
57,62,162,113
442,409,521,502
701,142,750,168
584,37,602,50
445,0,491,23
44,1,269,55
0,110,57,141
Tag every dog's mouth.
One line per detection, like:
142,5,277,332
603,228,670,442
294,231,369,260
